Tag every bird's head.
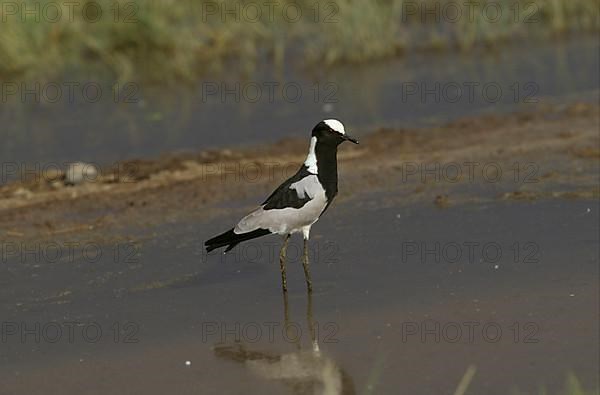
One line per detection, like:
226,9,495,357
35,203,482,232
312,119,359,146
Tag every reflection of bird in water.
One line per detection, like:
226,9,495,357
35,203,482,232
213,292,356,395
214,342,355,395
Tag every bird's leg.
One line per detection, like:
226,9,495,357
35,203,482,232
302,238,313,293
282,290,290,330
307,288,320,353
279,234,291,293
281,289,300,349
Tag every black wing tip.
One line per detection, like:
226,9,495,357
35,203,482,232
204,228,271,253
204,228,235,252
205,244,220,253
205,243,232,253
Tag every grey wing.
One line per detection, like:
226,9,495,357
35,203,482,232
234,170,325,235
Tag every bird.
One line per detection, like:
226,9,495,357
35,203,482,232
205,119,358,293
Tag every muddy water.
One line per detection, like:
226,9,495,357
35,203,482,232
1,197,598,394
1,36,598,168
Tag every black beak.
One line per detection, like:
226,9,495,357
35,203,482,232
344,134,359,144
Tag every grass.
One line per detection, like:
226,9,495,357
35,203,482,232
0,0,598,83
509,373,600,395
450,366,599,395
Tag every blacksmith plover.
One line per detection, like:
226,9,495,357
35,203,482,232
205,119,358,292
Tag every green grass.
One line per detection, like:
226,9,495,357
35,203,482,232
0,0,598,83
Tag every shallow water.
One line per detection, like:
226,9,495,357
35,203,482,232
1,197,598,394
1,36,598,168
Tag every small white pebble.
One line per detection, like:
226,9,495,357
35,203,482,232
185,361,191,366
396,214,401,219
586,208,591,213
322,103,334,113
569,293,575,297
494,265,499,269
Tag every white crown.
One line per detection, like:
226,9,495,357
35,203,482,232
323,119,345,135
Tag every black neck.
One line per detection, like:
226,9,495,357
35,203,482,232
315,141,339,200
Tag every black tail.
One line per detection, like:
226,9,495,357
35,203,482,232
205,228,271,253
